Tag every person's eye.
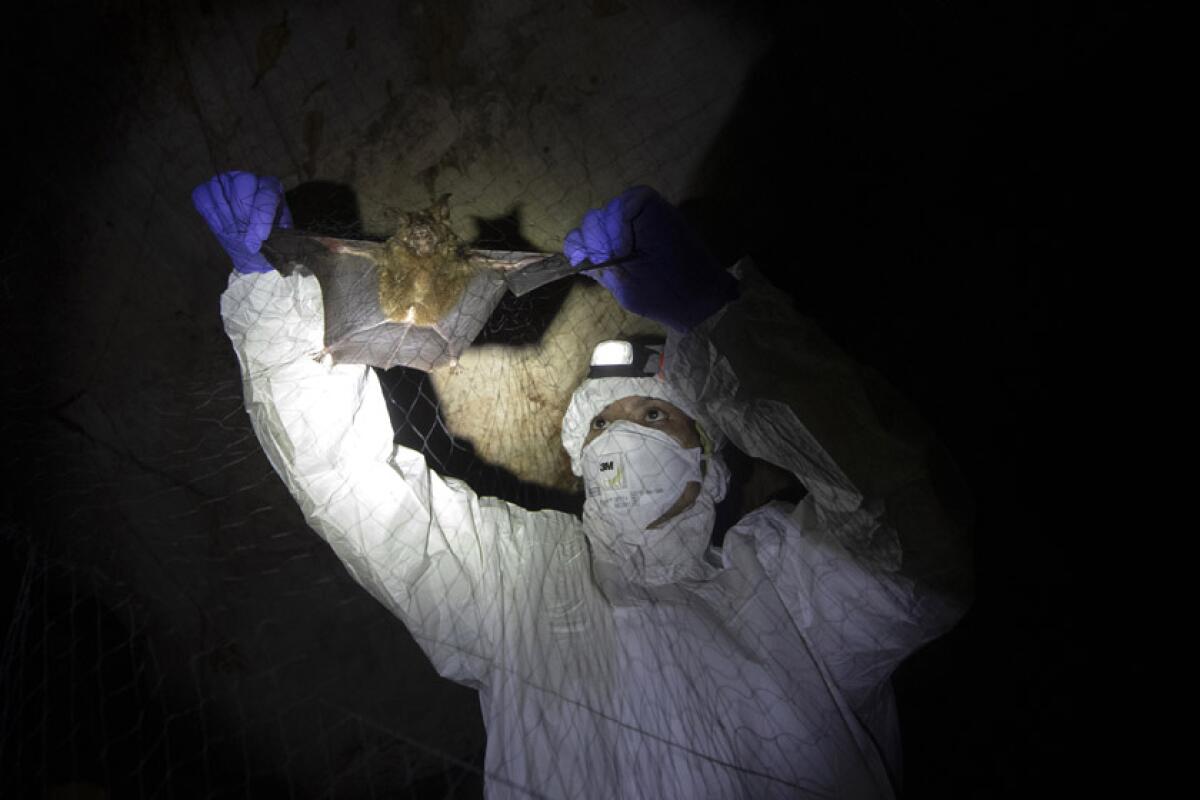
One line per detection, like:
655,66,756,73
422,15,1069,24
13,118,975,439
645,408,665,422
592,417,608,430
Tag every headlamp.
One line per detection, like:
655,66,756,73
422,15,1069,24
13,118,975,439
588,338,665,379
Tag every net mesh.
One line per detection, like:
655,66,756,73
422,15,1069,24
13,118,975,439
0,0,1079,796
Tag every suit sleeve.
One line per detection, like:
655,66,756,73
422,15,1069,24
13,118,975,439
665,258,974,692
221,268,511,688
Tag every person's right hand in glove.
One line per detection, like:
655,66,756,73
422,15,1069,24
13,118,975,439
192,172,292,274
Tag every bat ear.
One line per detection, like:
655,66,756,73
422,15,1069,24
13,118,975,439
432,193,452,222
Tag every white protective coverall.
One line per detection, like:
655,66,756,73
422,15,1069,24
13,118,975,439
220,256,972,800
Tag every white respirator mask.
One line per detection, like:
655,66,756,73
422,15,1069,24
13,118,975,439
580,421,704,536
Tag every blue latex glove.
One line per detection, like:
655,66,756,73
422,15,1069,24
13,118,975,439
192,172,293,274
563,186,737,332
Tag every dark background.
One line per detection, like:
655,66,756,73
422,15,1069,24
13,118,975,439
2,0,1125,796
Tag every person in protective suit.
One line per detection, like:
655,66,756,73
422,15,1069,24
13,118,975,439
194,173,974,799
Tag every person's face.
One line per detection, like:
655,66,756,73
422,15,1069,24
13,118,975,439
583,396,702,528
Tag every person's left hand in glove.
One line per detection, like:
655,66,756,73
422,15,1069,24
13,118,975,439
192,172,293,274
563,186,737,332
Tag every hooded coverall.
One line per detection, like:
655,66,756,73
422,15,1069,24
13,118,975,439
220,256,972,799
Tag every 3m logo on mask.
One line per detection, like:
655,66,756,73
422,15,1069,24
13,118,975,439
596,454,625,490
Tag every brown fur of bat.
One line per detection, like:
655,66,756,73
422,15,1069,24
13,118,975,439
377,194,479,326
